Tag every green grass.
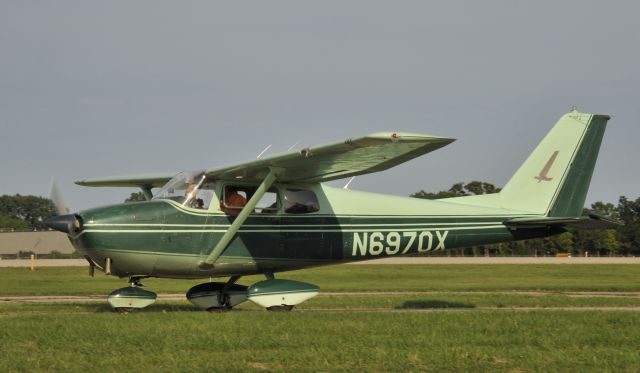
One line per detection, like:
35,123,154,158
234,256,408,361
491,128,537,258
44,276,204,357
3,291,640,316
2,265,640,372
2,264,640,296
302,293,640,309
1,311,639,372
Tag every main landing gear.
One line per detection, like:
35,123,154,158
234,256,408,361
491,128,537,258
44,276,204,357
186,273,319,312
106,274,320,313
107,277,157,313
186,275,247,312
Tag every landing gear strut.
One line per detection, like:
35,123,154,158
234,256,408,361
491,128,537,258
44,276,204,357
129,277,145,287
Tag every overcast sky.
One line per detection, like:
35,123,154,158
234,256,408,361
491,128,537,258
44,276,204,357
1,1,638,211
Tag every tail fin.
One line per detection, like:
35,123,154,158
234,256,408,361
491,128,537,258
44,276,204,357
499,110,610,216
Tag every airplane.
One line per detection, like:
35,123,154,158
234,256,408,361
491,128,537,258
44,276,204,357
45,109,620,312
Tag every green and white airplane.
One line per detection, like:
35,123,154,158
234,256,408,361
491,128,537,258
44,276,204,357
46,110,619,312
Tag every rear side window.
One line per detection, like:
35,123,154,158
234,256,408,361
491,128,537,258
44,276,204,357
284,189,319,214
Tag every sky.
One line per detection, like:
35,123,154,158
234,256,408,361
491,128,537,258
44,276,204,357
1,1,639,211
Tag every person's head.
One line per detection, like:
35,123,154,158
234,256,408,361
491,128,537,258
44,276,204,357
225,186,238,197
185,182,197,197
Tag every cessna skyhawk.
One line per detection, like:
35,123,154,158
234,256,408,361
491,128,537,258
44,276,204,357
46,110,619,312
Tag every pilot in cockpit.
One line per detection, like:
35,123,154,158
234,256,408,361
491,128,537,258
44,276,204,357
221,186,247,216
185,179,204,209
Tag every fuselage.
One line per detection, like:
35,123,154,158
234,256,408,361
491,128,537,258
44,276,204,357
69,184,557,279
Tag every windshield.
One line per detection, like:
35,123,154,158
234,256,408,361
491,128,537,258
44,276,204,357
152,170,215,209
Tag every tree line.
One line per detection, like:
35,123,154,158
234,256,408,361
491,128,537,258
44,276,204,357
411,181,640,257
0,195,57,231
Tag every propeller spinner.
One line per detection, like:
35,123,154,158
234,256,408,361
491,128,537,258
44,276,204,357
45,178,82,234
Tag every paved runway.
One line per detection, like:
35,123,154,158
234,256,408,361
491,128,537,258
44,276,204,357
2,257,640,268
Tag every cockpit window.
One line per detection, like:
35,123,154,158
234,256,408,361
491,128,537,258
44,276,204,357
284,189,319,214
153,170,215,209
221,185,278,215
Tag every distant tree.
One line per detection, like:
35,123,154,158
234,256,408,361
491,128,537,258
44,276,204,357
569,202,625,257
0,213,31,231
616,196,640,255
463,181,501,195
550,232,574,253
0,194,57,230
411,189,461,199
411,181,501,200
590,201,619,219
125,192,146,203
600,230,621,257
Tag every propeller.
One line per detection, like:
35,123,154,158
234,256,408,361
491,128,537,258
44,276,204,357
49,177,69,215
45,178,82,234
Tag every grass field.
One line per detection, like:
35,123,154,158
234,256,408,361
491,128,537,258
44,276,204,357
3,264,640,295
1,264,640,372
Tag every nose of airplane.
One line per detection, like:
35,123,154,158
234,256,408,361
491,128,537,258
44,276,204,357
45,214,83,234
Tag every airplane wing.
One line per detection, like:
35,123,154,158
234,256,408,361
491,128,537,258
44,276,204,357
75,172,176,188
75,132,454,187
205,132,454,183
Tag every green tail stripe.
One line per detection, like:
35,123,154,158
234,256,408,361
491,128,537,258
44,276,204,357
548,114,609,217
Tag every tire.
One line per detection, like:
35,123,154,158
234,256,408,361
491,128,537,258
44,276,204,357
266,305,294,312
114,307,136,314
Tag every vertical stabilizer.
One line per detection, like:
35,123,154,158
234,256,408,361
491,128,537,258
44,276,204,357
499,111,609,216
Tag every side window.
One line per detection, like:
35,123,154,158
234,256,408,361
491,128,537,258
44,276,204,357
222,186,249,214
284,189,320,214
221,185,278,215
255,190,278,214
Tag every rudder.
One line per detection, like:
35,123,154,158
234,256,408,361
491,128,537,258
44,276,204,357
499,110,610,216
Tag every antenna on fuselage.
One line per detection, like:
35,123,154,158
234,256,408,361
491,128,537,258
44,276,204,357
287,142,300,151
343,176,356,190
256,144,272,159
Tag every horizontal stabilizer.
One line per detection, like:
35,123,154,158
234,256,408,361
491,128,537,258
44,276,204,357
504,213,622,231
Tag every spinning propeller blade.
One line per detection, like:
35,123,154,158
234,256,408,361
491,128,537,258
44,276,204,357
45,178,82,234
49,178,69,215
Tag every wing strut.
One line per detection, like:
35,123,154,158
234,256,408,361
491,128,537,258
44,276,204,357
199,168,279,269
140,186,153,201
